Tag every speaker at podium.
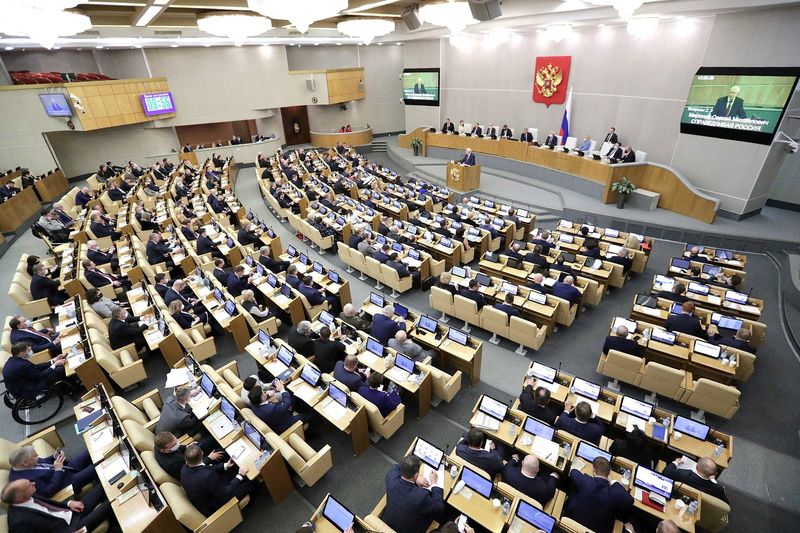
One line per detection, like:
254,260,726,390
446,162,481,192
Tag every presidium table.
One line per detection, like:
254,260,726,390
446,162,481,192
400,128,718,224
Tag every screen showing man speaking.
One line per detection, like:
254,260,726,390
402,68,440,106
680,67,799,145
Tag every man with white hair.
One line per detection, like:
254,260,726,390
388,330,438,365
8,445,96,498
371,304,406,344
712,85,747,119
288,320,317,357
501,454,558,505
609,247,633,273
75,186,92,207
86,239,117,270
339,303,371,331
50,203,74,227
156,385,203,436
459,147,476,166
602,325,643,356
552,275,581,307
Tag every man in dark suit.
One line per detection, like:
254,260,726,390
552,276,582,307
196,228,223,259
456,428,504,479
371,305,406,344
312,326,346,374
609,247,633,273
711,86,747,119
181,221,197,241
258,246,289,273
603,127,618,144
606,142,623,160
459,148,476,166
524,245,549,269
373,244,391,264
714,328,756,354
210,259,227,285
153,273,171,299
382,455,445,533
75,186,92,207
9,445,96,498
556,400,605,445
86,241,116,270
470,123,483,137
544,131,558,147
500,124,513,139
386,252,420,288
657,282,689,303
348,227,365,249
2,478,112,533
666,301,706,339
180,445,255,517
156,386,204,436
485,124,498,139
146,233,174,265
531,232,553,254
413,78,427,94
563,457,634,533
504,243,525,262
602,325,643,356
334,355,368,391
494,293,521,317
550,255,574,278
358,372,401,417
620,146,636,163
237,223,261,247
526,273,552,295
108,307,148,351
154,432,221,479
298,275,338,311
249,383,305,434
441,119,455,134
520,128,534,143
30,263,68,306
502,454,558,505
226,266,252,297
662,456,729,503
459,278,486,310
106,183,125,201
285,321,316,357
9,316,60,353
284,264,302,289
2,343,65,400
687,246,709,263
83,260,127,291
518,380,559,424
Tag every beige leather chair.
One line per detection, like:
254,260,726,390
698,492,731,532
428,286,453,323
110,389,162,432
551,294,578,327
9,275,52,318
337,241,353,273
681,377,741,420
363,514,396,533
297,291,329,321
264,432,332,487
381,264,413,297
170,316,216,362
509,316,547,355
596,349,643,390
638,361,686,402
122,419,155,453
140,450,178,485
93,343,147,389
160,482,244,533
725,345,756,382
349,249,369,281
351,392,405,440
365,256,385,289
452,294,479,333
418,363,461,403
480,306,509,344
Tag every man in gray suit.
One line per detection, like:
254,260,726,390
156,386,203,437
388,330,438,365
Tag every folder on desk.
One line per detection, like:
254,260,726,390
531,437,560,463
472,411,501,432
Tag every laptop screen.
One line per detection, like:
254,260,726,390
500,281,518,295
717,316,743,331
391,242,403,253
475,273,492,286
328,383,348,407
715,249,734,260
393,303,409,319
669,302,684,315
651,329,676,346
277,345,294,367
213,289,223,302
267,273,278,287
395,353,415,373
478,395,508,421
671,258,691,270
327,271,340,284
300,364,321,387
620,396,654,420
447,328,468,345
299,253,309,265
322,495,355,532
245,256,253,266
703,264,723,276
258,329,271,347
220,397,236,421
451,266,467,278
369,292,384,308
607,244,623,256
226,238,234,248
604,228,620,238
694,340,721,359
528,291,547,305
688,282,709,295
319,311,334,326
287,245,297,257
366,337,384,356
576,441,612,463
313,262,324,274
419,316,438,333
612,317,638,334
725,290,748,304
243,421,262,450
523,417,555,441
531,362,557,383
224,300,236,315
412,438,444,470
559,234,574,244
674,416,710,440
256,264,265,276
183,355,196,374
409,249,420,260
461,466,493,499
571,377,601,400
516,501,556,533
199,374,215,397
281,284,292,298
634,466,674,501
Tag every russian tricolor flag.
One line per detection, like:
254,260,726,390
559,86,573,145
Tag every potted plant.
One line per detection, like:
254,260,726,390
410,137,423,157
611,177,636,208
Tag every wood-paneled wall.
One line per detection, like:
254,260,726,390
326,68,365,104
68,78,176,130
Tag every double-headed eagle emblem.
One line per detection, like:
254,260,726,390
449,167,461,181
535,63,563,98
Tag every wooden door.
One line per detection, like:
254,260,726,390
280,106,310,146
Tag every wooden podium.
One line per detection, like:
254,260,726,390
446,162,481,192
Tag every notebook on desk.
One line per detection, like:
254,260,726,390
531,437,560,464
209,412,236,439
322,397,347,419
472,411,501,432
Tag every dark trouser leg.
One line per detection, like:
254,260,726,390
72,484,112,532
67,451,98,494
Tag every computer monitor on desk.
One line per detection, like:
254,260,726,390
634,465,674,501
523,417,555,441
673,415,710,440
220,397,237,422
516,501,556,533
300,364,321,387
447,328,469,346
369,292,384,308
412,438,445,470
328,383,349,408
366,337,384,357
322,495,356,532
461,466,493,499
571,377,601,401
478,394,508,421
530,361,557,383
419,315,438,334
200,373,216,398
575,441,612,463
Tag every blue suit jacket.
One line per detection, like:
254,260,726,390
564,470,634,533
90,221,115,238
286,274,302,289
251,392,300,434
460,152,476,166
75,191,91,206
602,335,643,356
10,329,58,353
164,287,191,310
87,248,112,266
2,356,61,398
455,441,504,480
196,235,219,255
146,240,171,264
298,283,325,305
494,302,520,317
180,463,244,517
552,282,581,306
374,250,390,264
382,464,444,533
371,314,405,344
333,361,367,391
8,455,85,497
556,412,606,445
357,386,401,417
501,457,557,504
226,273,249,297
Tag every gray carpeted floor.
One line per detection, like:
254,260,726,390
1,156,799,532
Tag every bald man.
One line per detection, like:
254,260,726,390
388,330,438,364
602,325,643,356
501,454,558,505
656,519,680,533
333,355,368,392
712,85,747,119
663,456,728,503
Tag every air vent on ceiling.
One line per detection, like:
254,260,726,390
154,30,183,36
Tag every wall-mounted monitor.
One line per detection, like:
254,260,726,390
39,93,72,117
140,91,176,116
680,67,800,145
402,68,440,107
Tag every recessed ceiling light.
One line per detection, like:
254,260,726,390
135,45,143,48
53,46,62,50
314,42,320,45
396,42,401,45
171,44,179,48
535,29,543,33
5,47,14,51
337,42,342,45
377,42,383,45
95,45,103,49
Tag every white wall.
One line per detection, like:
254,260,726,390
1,50,99,75
93,49,150,80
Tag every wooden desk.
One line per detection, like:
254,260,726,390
35,169,69,202
314,389,370,457
310,128,373,148
356,347,433,419
447,469,515,533
446,162,481,192
309,494,373,533
668,431,733,471
0,186,39,232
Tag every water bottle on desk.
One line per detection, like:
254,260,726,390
687,500,699,517
714,443,724,457
622,468,631,485
502,498,511,515
563,442,572,458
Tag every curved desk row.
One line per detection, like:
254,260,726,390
150,137,284,168
400,128,718,224
310,128,373,148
